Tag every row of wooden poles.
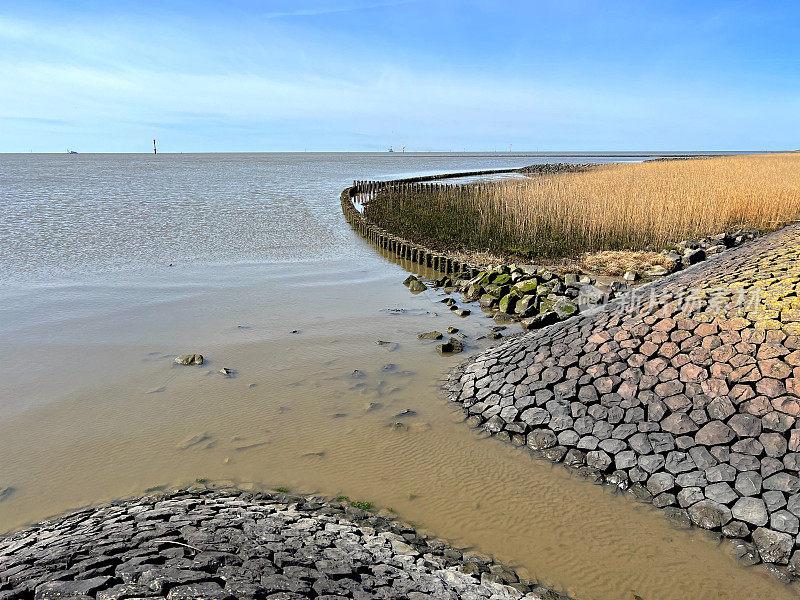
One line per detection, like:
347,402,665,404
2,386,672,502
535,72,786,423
341,188,480,277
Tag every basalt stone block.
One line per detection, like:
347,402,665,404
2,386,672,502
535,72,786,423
527,430,557,450
752,527,794,564
665,451,696,474
694,420,735,446
704,482,737,505
704,464,736,484
764,472,800,493
614,450,637,470
688,499,732,530
760,432,788,458
722,520,750,539
728,414,762,437
732,497,769,527
677,487,704,508
638,454,666,474
646,472,675,495
770,510,800,535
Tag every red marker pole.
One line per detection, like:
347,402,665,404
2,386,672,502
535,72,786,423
153,139,157,155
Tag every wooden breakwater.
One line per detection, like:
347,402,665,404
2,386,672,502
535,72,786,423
340,167,531,277
341,164,598,276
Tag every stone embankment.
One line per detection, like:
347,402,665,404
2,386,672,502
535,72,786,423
450,224,800,574
0,487,573,600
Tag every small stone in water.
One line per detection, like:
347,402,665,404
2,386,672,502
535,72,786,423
446,326,459,334
418,331,443,340
175,353,203,366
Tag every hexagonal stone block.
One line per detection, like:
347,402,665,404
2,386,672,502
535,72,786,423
734,471,762,497
688,499,732,530
586,450,612,471
732,497,769,526
763,472,800,494
695,420,735,446
527,429,557,450
704,482,737,505
770,509,800,535
752,527,794,564
646,472,675,495
728,414,762,438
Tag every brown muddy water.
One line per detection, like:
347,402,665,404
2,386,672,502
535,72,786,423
0,153,794,600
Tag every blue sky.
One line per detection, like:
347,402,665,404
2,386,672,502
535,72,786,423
1,1,798,152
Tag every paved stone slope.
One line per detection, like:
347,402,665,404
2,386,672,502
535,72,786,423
0,488,572,600
450,224,800,571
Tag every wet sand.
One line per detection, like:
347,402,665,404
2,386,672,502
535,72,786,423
0,252,795,600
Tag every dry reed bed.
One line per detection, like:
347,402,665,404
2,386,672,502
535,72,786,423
364,153,800,261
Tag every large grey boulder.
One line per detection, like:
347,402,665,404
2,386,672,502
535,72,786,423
752,527,794,564
695,421,735,446
732,497,769,527
688,499,732,530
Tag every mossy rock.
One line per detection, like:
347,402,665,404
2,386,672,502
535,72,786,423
407,280,428,293
498,292,519,314
493,273,512,286
466,283,483,299
479,294,498,309
538,298,555,314
515,295,539,317
553,298,578,318
403,275,418,286
514,280,538,294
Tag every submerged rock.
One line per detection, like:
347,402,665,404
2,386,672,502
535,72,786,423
174,354,203,366
436,337,464,356
0,486,15,503
418,331,443,340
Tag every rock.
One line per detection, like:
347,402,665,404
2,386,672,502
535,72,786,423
520,311,558,330
646,472,675,495
623,270,638,282
694,421,735,446
752,527,794,564
493,311,516,324
436,337,464,355
553,298,578,319
770,510,800,535
722,520,750,539
735,471,762,496
175,354,203,366
763,472,800,493
704,482,737,505
498,293,518,314
487,331,502,340
731,539,761,566
647,265,670,277
455,309,470,317
586,450,612,471
219,367,233,376
688,500,731,530
418,331,443,340
682,248,706,267
514,294,538,317
35,577,114,599
446,327,459,334
527,430,557,450
407,279,428,293
732,497,769,526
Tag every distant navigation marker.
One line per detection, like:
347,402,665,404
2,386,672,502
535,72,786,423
153,139,157,155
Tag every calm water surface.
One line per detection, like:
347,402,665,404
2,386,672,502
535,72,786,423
0,153,794,600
